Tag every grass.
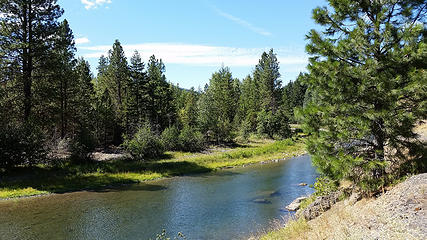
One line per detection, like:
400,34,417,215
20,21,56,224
259,217,310,240
0,138,305,200
298,195,316,211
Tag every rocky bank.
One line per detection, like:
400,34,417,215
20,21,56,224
296,173,427,239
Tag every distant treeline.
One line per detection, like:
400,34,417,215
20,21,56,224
0,0,307,167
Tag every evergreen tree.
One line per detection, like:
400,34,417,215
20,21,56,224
94,54,115,146
254,49,281,113
0,0,63,122
71,58,94,129
236,75,259,133
253,49,290,138
69,58,95,159
301,0,426,191
146,55,174,131
178,88,199,128
198,67,238,142
128,51,147,133
101,40,130,144
52,20,76,138
282,73,308,122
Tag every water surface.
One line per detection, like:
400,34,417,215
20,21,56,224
0,155,317,240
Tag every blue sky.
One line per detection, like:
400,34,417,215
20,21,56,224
58,0,326,89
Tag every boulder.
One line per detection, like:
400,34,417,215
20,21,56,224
298,191,341,220
345,191,361,206
285,196,308,211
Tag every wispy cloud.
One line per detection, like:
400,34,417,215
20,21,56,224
81,0,112,10
210,5,272,36
78,43,307,68
75,37,90,45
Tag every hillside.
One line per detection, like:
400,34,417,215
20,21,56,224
261,173,427,240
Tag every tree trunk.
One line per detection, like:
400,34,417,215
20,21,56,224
23,2,33,122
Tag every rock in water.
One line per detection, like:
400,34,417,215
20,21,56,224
286,196,308,211
253,198,272,204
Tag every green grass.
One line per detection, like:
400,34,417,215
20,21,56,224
298,195,316,211
260,217,310,240
0,139,305,200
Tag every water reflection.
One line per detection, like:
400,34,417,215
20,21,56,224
0,155,317,240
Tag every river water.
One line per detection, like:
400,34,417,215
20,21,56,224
0,155,317,240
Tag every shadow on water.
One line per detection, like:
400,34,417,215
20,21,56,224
0,160,211,196
252,198,273,204
269,190,281,197
92,183,168,193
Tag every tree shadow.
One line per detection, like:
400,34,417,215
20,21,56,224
0,160,212,198
89,182,168,193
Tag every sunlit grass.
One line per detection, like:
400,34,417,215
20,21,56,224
0,187,48,199
260,217,310,240
0,139,306,200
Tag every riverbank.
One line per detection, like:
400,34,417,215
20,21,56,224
259,173,427,240
0,138,305,200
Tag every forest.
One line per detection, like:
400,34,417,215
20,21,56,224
0,2,308,167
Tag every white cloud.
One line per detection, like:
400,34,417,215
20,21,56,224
81,0,112,10
211,5,272,36
75,37,90,45
79,43,307,67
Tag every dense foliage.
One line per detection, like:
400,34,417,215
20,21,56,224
0,0,314,167
301,0,426,192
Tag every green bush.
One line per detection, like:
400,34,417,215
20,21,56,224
178,126,205,152
0,123,46,168
122,123,164,159
161,126,180,151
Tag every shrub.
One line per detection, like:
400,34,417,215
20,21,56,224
161,126,180,151
122,123,164,159
0,123,46,168
178,126,205,152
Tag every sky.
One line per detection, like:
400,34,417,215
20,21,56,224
58,0,327,89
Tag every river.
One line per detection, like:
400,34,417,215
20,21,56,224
0,155,317,240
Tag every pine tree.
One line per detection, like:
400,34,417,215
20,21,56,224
178,88,199,128
100,40,130,144
71,58,94,129
0,0,63,122
68,58,96,158
198,67,237,142
236,75,259,133
254,49,281,113
146,55,174,131
282,73,308,123
301,0,427,191
128,51,147,133
53,20,76,138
